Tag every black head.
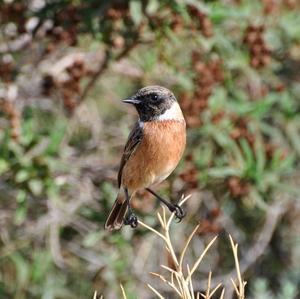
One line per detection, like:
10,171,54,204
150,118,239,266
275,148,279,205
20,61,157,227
122,86,177,121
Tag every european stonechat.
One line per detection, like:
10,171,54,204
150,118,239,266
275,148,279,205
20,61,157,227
105,86,186,231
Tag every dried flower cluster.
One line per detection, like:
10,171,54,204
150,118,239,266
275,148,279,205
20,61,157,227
229,114,255,146
243,25,272,69
0,2,27,33
63,60,87,111
262,0,298,13
45,6,81,53
179,166,199,189
227,176,250,198
105,4,129,20
0,55,15,83
187,5,213,37
198,207,222,235
0,100,21,140
181,52,224,127
170,14,184,33
102,3,139,50
42,59,91,112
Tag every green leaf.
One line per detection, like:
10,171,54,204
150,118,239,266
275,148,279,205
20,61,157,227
10,253,30,288
240,138,256,178
15,170,30,183
209,87,227,112
47,122,66,155
31,252,52,283
0,159,9,175
17,190,26,203
15,205,27,225
28,179,43,196
207,167,241,178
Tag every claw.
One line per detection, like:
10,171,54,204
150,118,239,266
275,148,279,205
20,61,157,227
124,213,138,228
170,204,186,223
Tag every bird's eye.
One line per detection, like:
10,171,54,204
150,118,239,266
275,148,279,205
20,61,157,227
152,94,158,100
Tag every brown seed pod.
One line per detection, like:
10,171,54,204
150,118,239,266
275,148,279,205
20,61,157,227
198,219,222,235
170,14,184,32
187,4,214,37
181,53,224,127
244,24,272,69
179,167,199,189
0,100,21,141
227,176,250,198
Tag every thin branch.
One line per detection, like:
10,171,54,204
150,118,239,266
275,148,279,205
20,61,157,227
138,219,166,241
229,235,246,299
179,224,200,272
79,38,141,103
150,272,182,296
186,236,218,282
147,284,165,299
79,48,111,103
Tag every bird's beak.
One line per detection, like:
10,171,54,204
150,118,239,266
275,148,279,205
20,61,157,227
122,96,141,105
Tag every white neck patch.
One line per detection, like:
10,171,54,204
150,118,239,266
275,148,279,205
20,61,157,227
157,102,184,121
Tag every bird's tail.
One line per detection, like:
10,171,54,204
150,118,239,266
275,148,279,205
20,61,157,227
105,193,129,231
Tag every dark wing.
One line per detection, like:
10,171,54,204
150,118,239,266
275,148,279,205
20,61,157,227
118,122,144,187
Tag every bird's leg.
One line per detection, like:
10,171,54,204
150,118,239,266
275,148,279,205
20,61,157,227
145,188,185,222
123,188,138,228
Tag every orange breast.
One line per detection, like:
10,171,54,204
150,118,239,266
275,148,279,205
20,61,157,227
121,120,186,192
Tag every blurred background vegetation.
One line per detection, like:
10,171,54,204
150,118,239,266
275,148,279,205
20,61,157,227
0,0,300,298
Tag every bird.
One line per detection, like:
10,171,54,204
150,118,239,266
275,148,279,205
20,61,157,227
105,85,186,231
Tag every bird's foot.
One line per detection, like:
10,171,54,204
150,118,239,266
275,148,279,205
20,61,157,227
124,212,138,228
170,204,186,223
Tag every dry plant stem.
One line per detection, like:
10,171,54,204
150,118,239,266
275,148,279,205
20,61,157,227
200,271,222,299
229,235,246,299
93,196,247,299
139,196,193,298
150,271,182,296
147,284,165,299
186,236,217,282
139,195,222,299
179,224,200,272
92,291,103,299
187,266,195,299
120,284,127,299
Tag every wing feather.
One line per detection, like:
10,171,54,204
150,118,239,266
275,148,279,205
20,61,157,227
117,122,144,187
